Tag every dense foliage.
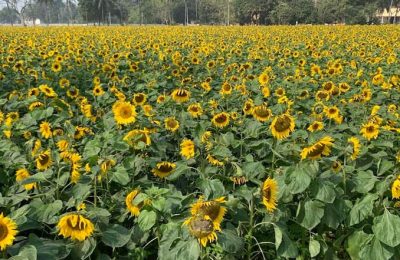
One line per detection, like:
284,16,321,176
0,25,399,259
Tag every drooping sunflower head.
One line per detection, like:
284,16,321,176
164,117,180,132
123,129,151,149
125,189,146,217
57,214,94,241
262,177,278,213
252,105,272,122
132,93,147,106
190,196,226,225
0,213,18,251
39,84,57,98
39,121,52,139
36,150,52,171
392,178,400,199
300,136,334,160
360,122,379,141
347,137,361,160
171,88,190,103
270,114,295,140
152,161,176,179
184,215,219,247
29,101,44,111
212,112,230,128
243,100,254,115
180,139,195,160
16,168,36,191
112,101,137,125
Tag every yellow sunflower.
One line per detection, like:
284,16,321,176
262,177,278,213
332,161,342,172
243,100,254,115
132,93,147,106
39,84,57,98
171,88,190,103
126,189,143,217
392,178,400,199
152,161,176,179
212,112,230,128
29,101,44,111
16,168,36,191
112,101,137,125
324,106,340,120
258,72,270,85
93,85,105,96
180,139,195,159
360,122,379,141
36,150,52,171
123,129,151,149
270,114,295,140
164,117,180,132
348,137,361,160
187,103,203,118
301,136,334,160
39,121,52,139
0,213,18,251
307,121,324,132
190,196,226,225
252,105,272,122
57,214,94,241
51,62,62,72
183,215,220,247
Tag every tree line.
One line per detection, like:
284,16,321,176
0,0,399,25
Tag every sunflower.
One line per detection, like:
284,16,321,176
301,136,334,160
206,154,224,166
39,121,52,139
201,131,212,144
307,121,324,132
126,189,143,216
324,106,340,120
392,178,400,199
347,137,361,160
152,161,176,178
187,103,203,118
262,178,278,213
157,94,166,103
360,122,379,141
262,86,271,98
57,214,94,241
0,213,18,251
258,72,270,85
51,62,62,72
183,215,220,247
93,85,104,96
211,112,230,128
332,161,342,172
112,101,137,125
67,88,79,99
274,87,285,97
201,82,212,92
39,84,57,98
164,117,180,132
16,168,36,191
171,88,190,103
243,100,254,115
123,129,151,149
252,105,272,122
270,114,295,140
220,82,232,95
36,150,52,171
180,139,195,159
190,196,226,225
29,101,44,111
133,93,147,106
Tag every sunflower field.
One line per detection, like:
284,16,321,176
0,25,399,260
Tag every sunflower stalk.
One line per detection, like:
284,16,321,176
246,196,255,260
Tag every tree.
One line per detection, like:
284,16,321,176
1,0,31,25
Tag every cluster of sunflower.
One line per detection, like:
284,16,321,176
0,25,399,259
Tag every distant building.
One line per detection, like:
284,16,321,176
376,7,400,24
26,18,41,26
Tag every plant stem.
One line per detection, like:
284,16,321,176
246,196,254,260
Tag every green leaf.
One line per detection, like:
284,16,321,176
27,234,71,260
372,210,400,247
313,180,336,203
83,139,101,159
287,165,312,195
346,230,373,260
309,238,320,258
378,160,394,176
297,200,324,230
30,200,63,224
138,210,157,231
20,170,53,185
274,223,298,258
176,239,200,260
112,166,130,185
102,224,131,248
71,237,96,260
218,229,244,253
353,171,378,193
360,237,394,260
13,245,37,260
349,194,378,226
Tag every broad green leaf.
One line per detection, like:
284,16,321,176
102,224,131,248
372,210,400,247
309,238,320,258
218,229,245,253
346,230,373,260
274,223,298,258
349,194,378,226
138,210,157,231
287,166,311,195
360,237,394,260
353,171,378,194
297,200,324,230
112,166,130,185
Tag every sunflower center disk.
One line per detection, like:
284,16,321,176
274,117,291,132
0,223,9,241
